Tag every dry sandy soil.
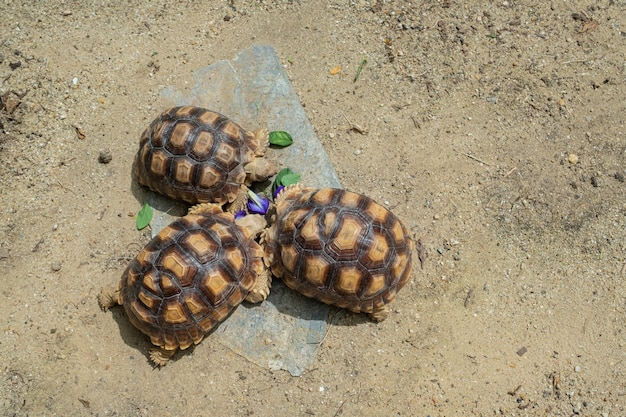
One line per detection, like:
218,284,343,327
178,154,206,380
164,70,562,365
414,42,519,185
1,1,625,416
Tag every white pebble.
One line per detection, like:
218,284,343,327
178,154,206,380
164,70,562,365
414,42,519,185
353,149,361,155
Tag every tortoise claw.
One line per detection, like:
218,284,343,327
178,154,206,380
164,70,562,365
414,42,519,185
368,306,390,322
97,288,120,312
149,347,176,367
245,270,272,304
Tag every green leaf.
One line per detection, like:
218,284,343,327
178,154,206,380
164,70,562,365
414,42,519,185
273,168,295,195
280,173,301,186
136,203,153,230
274,167,294,184
269,131,293,147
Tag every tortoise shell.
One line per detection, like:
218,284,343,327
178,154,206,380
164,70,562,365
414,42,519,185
264,186,414,321
98,204,269,365
134,106,276,205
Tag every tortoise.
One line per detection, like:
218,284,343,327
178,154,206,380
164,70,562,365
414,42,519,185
134,106,278,210
98,203,270,366
263,186,414,321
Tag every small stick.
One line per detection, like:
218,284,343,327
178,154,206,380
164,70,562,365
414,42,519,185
32,237,44,252
410,115,421,129
464,288,475,308
319,309,344,346
333,399,347,417
560,58,594,65
454,149,490,166
341,112,369,134
416,238,425,269
503,167,517,178
53,177,76,194
354,57,367,82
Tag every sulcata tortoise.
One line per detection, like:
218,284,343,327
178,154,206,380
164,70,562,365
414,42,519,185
264,186,414,321
98,203,270,366
135,106,278,210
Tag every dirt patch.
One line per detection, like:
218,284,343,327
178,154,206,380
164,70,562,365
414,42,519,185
1,1,625,416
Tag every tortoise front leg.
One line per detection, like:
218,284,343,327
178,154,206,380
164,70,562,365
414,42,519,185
149,347,177,367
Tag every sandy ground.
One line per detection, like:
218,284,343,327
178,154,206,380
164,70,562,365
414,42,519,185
1,1,626,416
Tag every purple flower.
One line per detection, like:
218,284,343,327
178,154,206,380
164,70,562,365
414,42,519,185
273,185,285,200
247,190,270,215
233,210,247,220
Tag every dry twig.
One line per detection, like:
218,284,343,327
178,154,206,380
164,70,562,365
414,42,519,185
454,149,490,166
341,112,369,134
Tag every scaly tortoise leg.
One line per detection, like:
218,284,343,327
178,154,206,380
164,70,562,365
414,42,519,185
369,305,390,322
149,347,177,367
97,287,120,312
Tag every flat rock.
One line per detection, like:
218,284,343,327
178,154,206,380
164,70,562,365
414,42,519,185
150,44,341,376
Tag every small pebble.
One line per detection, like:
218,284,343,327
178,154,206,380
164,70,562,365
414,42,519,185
572,402,582,414
615,172,625,182
353,149,361,156
51,262,62,272
98,149,113,164
568,153,579,164
574,365,581,372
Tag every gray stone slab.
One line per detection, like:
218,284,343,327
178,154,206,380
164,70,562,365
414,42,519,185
150,44,341,376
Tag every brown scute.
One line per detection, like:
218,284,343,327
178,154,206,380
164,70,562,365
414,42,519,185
198,165,222,189
298,215,323,250
148,150,170,178
304,255,331,287
266,187,413,315
159,274,181,297
310,188,336,205
134,106,269,204
339,189,362,207
162,299,190,324
364,200,389,224
220,120,242,140
190,130,214,158
182,230,218,264
165,121,196,155
118,208,263,351
137,287,161,310
214,142,237,168
326,214,366,261
223,246,245,275
360,233,390,269
173,331,193,351
335,266,363,295
173,158,195,185
198,268,232,306
160,247,197,287
150,120,168,147
278,246,299,276
184,292,206,315
196,108,222,126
